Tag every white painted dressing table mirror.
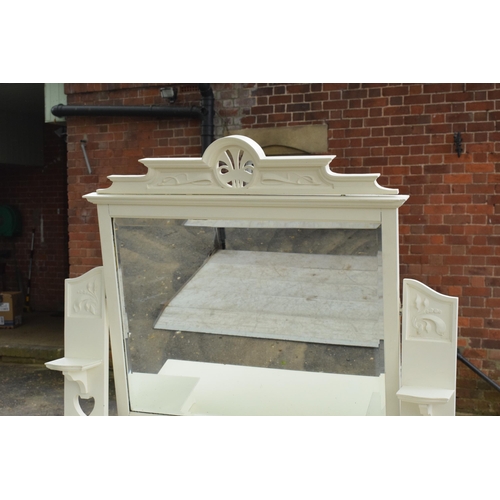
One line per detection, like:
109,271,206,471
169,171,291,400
47,135,458,416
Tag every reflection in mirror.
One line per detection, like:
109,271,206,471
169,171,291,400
114,218,385,416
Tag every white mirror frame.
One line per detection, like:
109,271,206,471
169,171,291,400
84,135,409,416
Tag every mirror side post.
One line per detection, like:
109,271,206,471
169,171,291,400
381,207,402,416
97,204,131,416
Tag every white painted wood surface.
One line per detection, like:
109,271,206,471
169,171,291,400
155,250,383,347
152,359,386,416
97,135,399,197
397,279,458,416
128,372,199,415
46,267,109,416
82,135,409,416
184,219,381,230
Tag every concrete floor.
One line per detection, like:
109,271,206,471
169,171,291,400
0,311,64,364
0,311,117,416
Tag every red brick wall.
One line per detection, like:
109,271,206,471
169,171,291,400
242,83,500,415
0,124,68,311
65,83,500,415
65,84,203,277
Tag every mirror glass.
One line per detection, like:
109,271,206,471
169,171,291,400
113,218,385,415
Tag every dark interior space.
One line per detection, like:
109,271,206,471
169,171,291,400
0,83,68,313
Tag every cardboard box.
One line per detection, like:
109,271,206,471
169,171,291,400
0,291,23,328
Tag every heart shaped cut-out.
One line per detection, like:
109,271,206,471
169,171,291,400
78,396,95,416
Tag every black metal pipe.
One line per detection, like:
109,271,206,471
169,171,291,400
51,84,216,154
198,83,215,153
457,350,500,393
51,103,203,119
198,84,218,243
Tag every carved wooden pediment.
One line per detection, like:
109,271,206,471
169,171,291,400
96,135,399,197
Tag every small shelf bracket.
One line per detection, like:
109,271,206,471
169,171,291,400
46,357,102,395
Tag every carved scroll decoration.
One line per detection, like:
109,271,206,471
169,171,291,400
260,173,321,186
153,174,212,187
69,277,102,318
407,291,450,342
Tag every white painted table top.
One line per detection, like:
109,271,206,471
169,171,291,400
153,359,386,416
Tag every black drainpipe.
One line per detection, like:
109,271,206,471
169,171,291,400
198,83,214,154
51,84,215,153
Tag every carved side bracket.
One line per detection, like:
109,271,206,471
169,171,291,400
46,267,108,416
399,279,459,416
